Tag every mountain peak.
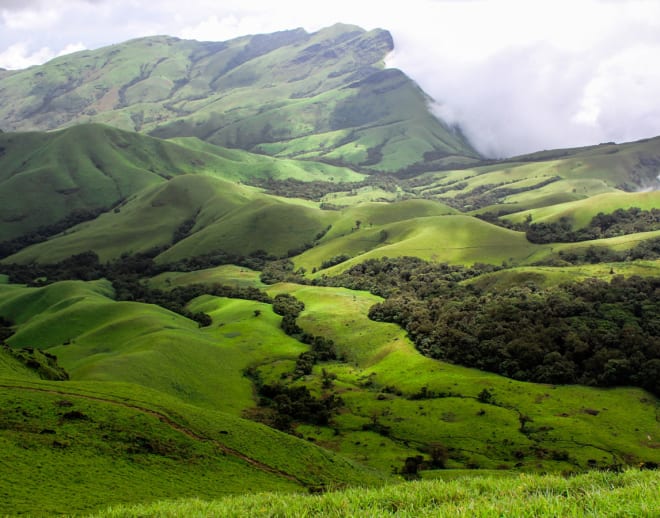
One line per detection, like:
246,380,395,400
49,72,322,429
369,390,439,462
0,24,478,170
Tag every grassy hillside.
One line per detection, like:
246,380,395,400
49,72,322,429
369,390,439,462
261,282,659,474
0,378,384,515
0,124,363,243
2,272,658,481
411,136,660,214
1,23,659,518
0,25,478,172
504,190,660,228
465,260,660,291
0,279,304,413
0,279,388,514
4,173,337,264
93,469,660,517
296,215,546,276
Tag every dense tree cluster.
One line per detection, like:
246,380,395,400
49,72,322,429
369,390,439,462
0,208,109,259
317,257,499,298
255,383,344,431
368,275,660,395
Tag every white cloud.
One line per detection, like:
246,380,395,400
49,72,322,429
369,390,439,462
1,5,60,30
0,42,54,69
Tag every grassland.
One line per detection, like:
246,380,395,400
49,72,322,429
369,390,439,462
0,124,363,244
504,190,660,228
0,376,384,515
93,469,660,517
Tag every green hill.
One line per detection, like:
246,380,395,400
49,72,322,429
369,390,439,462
0,124,363,243
0,25,479,172
0,278,387,514
411,136,660,214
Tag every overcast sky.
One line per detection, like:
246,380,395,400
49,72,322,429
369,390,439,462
1,0,660,157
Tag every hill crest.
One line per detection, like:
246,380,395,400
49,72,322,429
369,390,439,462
0,24,478,172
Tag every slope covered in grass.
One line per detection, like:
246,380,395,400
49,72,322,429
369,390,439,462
0,378,384,516
0,25,478,172
0,124,363,244
93,469,660,518
412,136,660,214
296,215,546,276
4,174,335,263
3,187,462,265
253,282,660,474
0,279,388,515
0,279,306,413
504,190,660,228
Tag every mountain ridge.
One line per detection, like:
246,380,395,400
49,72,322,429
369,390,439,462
0,24,479,172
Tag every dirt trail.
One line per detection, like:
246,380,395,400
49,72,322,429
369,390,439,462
0,383,305,486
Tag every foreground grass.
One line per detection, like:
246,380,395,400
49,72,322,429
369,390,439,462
93,469,659,517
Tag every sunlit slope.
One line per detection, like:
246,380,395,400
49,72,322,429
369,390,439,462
0,280,305,414
412,137,660,214
0,25,478,171
467,261,660,291
504,190,660,228
296,215,547,275
0,378,385,516
250,282,660,473
4,174,335,263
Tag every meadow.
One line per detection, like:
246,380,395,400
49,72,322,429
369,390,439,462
93,469,660,517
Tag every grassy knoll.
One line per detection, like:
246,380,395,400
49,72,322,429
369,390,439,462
93,469,660,517
296,215,546,276
0,124,262,241
4,191,461,266
149,265,267,290
0,377,384,515
4,174,335,264
504,190,660,228
0,123,363,249
0,279,306,414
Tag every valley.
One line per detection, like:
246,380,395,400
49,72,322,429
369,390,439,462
0,22,658,517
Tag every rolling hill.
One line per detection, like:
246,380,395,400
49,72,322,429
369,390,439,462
0,123,363,243
0,23,659,518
